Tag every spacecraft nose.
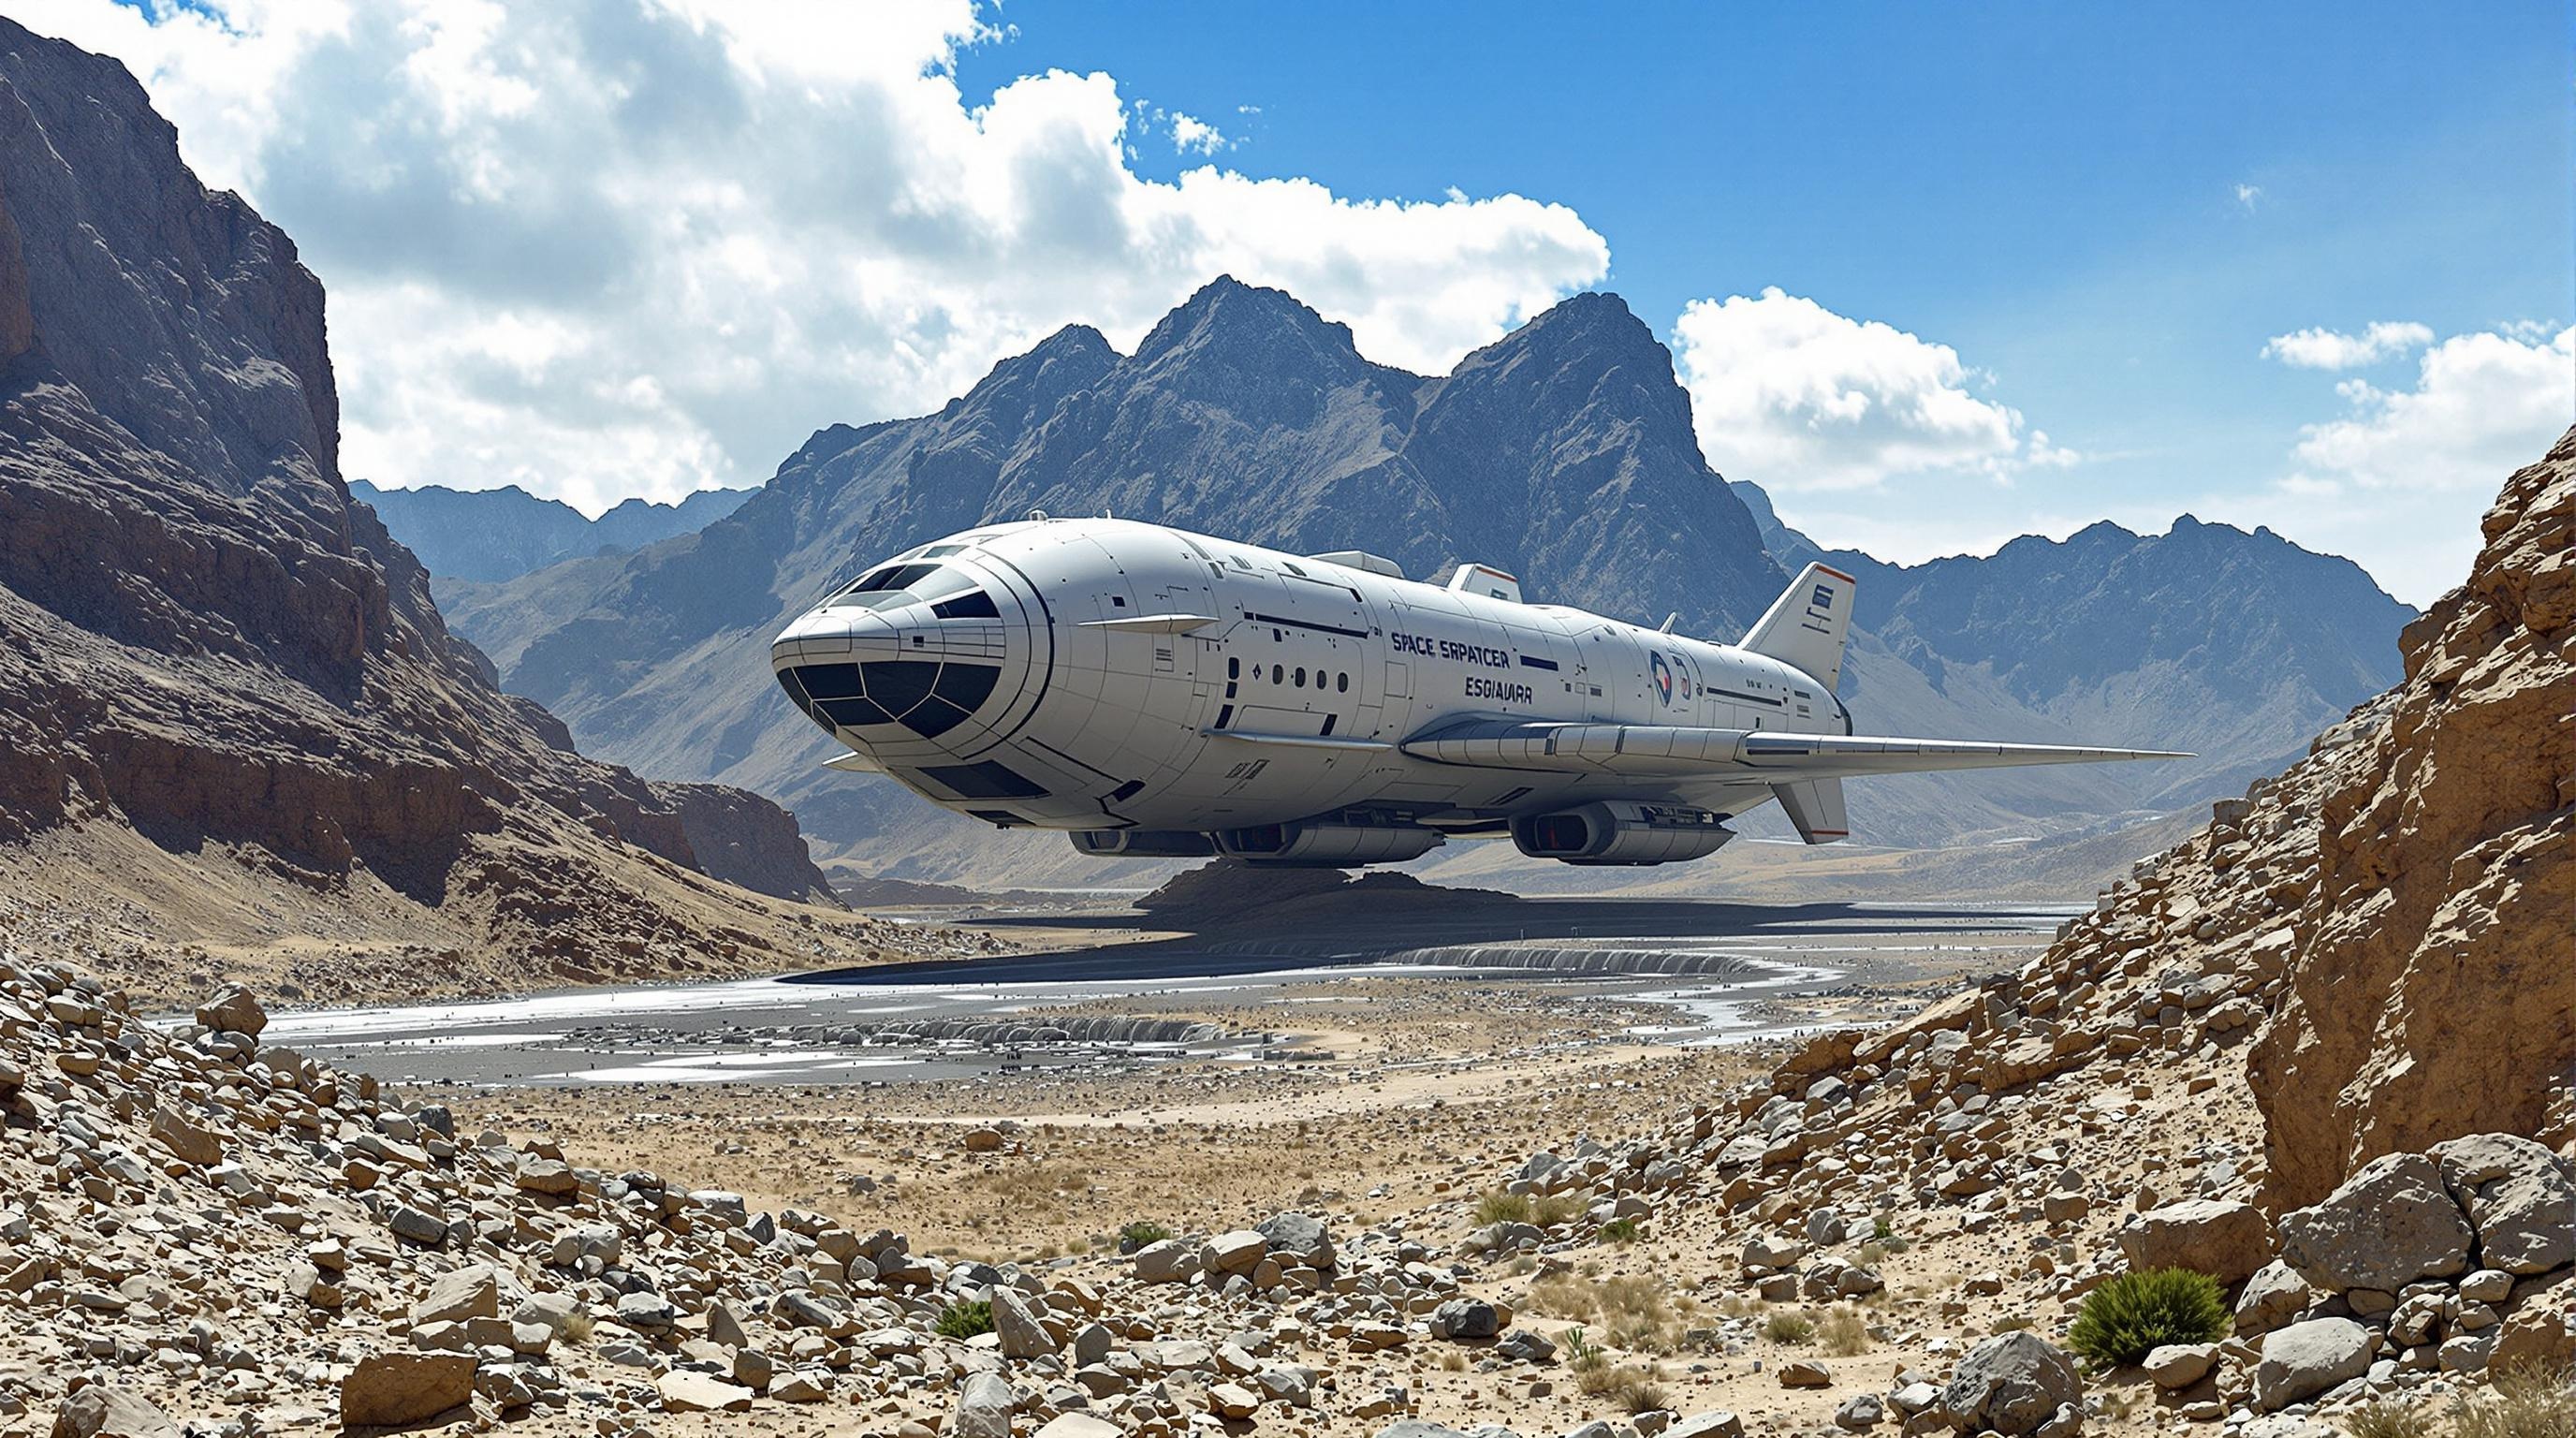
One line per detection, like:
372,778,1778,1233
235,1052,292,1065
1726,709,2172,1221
770,589,1015,747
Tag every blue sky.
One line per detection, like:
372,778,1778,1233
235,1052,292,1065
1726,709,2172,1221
37,0,2574,604
959,0,2572,602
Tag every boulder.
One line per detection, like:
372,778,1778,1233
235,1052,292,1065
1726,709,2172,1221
2276,1153,2472,1292
342,1353,476,1428
1834,1394,1886,1431
1428,1298,1503,1340
1256,1211,1334,1267
1034,1418,1124,1438
655,1372,754,1414
951,1372,1015,1438
148,1107,222,1167
960,1126,1004,1153
1938,1331,2085,1436
1130,1238,1198,1284
195,984,267,1038
1203,1228,1267,1274
50,1387,179,1438
410,1264,505,1326
2116,1199,2270,1284
991,1287,1053,1359
2143,1343,2217,1387
1496,1328,1558,1363
2430,1133,2576,1275
1666,1412,1745,1438
2251,1317,2370,1412
1778,1358,1833,1387
2233,1261,2312,1336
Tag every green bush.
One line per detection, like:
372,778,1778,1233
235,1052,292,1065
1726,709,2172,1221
1600,1217,1642,1245
2067,1268,2230,1372
933,1299,994,1340
1118,1220,1173,1251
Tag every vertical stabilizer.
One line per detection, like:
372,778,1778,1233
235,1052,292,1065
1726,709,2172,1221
1741,562,1855,691
1772,778,1850,844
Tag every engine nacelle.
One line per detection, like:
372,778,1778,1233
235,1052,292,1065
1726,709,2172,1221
1214,822,1445,867
1071,829,1218,858
1512,801,1734,866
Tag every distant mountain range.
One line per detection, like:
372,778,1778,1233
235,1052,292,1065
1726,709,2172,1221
349,479,750,582
412,278,2414,889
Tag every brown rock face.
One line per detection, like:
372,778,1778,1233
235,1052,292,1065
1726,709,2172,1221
0,21,839,996
2247,430,2576,1206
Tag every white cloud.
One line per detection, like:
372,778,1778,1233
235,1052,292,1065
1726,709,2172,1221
1169,111,1225,154
1671,287,2069,492
2288,325,2571,492
14,0,1606,513
2195,322,2572,605
2233,182,2262,211
2261,320,2435,370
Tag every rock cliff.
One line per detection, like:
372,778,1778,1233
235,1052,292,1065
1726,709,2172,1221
2247,427,2576,1205
0,20,856,1001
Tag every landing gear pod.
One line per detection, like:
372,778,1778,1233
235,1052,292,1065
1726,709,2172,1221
1071,829,1219,858
1513,801,1734,866
1215,822,1446,867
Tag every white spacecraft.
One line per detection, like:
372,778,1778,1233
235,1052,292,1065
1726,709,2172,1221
770,518,2183,867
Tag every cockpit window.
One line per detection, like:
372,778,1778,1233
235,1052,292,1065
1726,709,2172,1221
831,562,948,610
827,559,1005,619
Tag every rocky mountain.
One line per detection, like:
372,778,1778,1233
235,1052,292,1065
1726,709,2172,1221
349,479,752,583
2247,428,2573,1206
444,278,2414,888
0,19,887,1002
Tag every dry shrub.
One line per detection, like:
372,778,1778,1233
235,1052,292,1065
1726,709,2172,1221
1573,1357,1669,1414
2342,1401,2431,1438
1819,1305,1869,1357
1764,1311,1816,1344
2451,1362,2576,1438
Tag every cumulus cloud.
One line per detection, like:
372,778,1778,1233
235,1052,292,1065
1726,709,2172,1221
16,0,1605,512
1671,287,2066,492
2261,320,2435,370
2287,325,2571,492
2200,322,2572,605
1169,111,1226,154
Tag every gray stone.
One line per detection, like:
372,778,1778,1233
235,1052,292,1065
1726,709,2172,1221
952,1372,1016,1438
1496,1328,1558,1363
2252,1317,2371,1413
1130,1238,1198,1284
387,1204,448,1246
2234,1261,2312,1336
1429,1298,1502,1340
410,1264,506,1326
1666,1414,1746,1438
991,1287,1052,1359
1938,1331,2085,1436
49,1387,180,1438
195,985,267,1038
2431,1133,2576,1275
2117,1198,2270,1284
2143,1343,2217,1387
2277,1153,2472,1292
1203,1228,1267,1274
613,1291,677,1329
1256,1211,1334,1267
1833,1393,1885,1431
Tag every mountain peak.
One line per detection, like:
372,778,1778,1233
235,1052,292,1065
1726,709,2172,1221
1133,274,1362,369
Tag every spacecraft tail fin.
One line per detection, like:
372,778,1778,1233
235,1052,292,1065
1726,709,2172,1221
1742,562,1856,693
